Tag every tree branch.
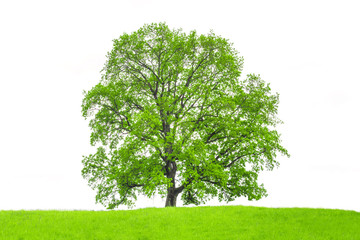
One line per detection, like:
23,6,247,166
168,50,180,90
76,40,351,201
172,53,211,111
224,148,267,168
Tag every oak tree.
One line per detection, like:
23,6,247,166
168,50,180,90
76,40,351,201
81,22,290,209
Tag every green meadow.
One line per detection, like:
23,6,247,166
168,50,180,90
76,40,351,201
1,205,359,240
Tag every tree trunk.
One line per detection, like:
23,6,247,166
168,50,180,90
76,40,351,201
165,187,178,207
163,122,181,207
165,181,185,207
164,161,178,207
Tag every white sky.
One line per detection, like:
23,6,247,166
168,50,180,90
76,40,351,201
1,0,359,212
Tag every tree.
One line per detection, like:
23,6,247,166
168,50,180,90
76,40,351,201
81,22,290,209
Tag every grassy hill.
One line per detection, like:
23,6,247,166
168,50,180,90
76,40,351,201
1,205,359,239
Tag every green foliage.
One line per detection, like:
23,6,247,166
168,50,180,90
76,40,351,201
81,22,290,209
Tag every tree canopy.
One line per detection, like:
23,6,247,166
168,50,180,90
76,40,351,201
81,22,290,209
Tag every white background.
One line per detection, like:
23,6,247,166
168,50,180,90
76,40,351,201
1,0,359,212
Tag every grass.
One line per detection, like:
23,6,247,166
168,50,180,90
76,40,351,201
1,205,359,240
